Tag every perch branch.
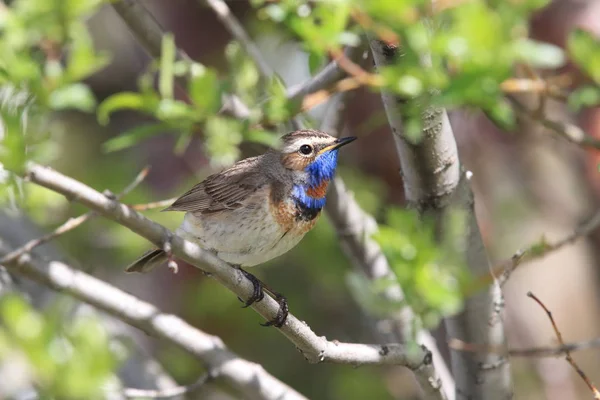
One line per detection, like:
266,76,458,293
22,163,434,372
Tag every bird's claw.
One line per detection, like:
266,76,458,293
261,293,288,328
239,269,265,308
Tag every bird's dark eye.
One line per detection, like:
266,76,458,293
299,144,313,155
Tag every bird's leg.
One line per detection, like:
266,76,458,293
235,266,265,307
234,266,288,328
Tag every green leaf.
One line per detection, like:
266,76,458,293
569,85,600,110
97,92,157,125
155,98,196,121
188,63,222,116
48,83,96,112
568,29,600,84
308,51,324,76
245,128,280,148
102,123,170,152
515,38,565,69
159,33,176,99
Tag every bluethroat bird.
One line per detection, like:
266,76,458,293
126,129,356,327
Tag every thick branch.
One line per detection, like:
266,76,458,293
22,163,433,372
369,39,512,399
321,96,452,400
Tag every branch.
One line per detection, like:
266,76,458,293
0,166,150,265
369,39,512,399
449,336,600,358
0,239,304,400
0,211,186,398
123,374,210,399
202,0,272,77
508,95,600,150
528,292,600,399
483,209,600,288
22,163,433,372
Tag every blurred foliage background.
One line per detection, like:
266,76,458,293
1,0,600,399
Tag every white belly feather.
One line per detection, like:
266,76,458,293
176,197,312,267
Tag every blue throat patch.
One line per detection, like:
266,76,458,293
292,149,339,210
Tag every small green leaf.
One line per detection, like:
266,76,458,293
97,92,152,125
569,85,600,110
159,33,176,99
102,123,170,152
515,38,565,69
155,98,195,121
188,64,222,116
48,83,96,112
308,51,324,75
568,29,600,84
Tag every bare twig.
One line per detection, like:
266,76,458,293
528,292,600,399
449,336,600,358
130,197,178,211
481,209,600,288
508,95,600,150
0,166,150,265
22,163,434,372
202,0,272,77
123,374,210,399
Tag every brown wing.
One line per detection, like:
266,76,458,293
163,156,267,214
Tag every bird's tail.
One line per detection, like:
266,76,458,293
125,248,167,273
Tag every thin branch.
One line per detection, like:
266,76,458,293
449,336,600,358
22,163,434,372
528,292,600,399
123,374,210,399
0,166,150,265
480,208,600,288
508,95,600,150
130,197,178,211
0,241,305,400
202,0,272,77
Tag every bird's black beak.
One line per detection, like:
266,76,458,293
318,136,357,154
334,136,357,149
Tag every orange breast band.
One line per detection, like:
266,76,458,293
306,179,330,199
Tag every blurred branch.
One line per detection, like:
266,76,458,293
0,241,306,400
123,374,210,399
369,39,512,399
528,292,600,399
130,197,178,211
0,211,184,399
482,209,600,288
22,163,435,372
0,166,150,265
508,95,600,150
321,95,452,400
202,0,272,77
450,335,600,358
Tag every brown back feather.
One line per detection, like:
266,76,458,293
163,156,270,214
